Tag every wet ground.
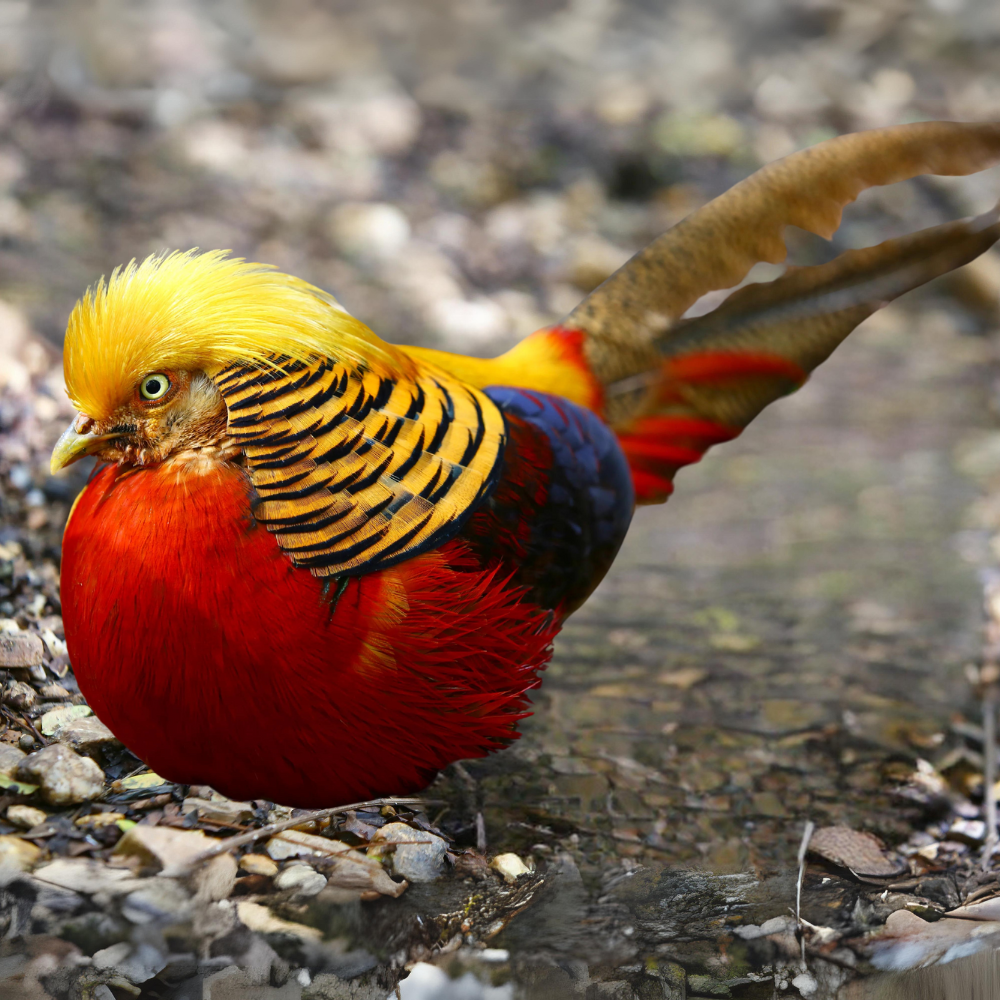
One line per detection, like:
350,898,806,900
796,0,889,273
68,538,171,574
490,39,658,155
424,297,1000,995
4,259,996,1000
5,1,1000,997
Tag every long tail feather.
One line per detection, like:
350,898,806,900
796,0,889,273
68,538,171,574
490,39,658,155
566,120,1000,393
616,205,1000,501
402,121,1000,504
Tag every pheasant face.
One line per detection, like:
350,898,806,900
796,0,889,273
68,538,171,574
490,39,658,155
52,369,234,472
50,249,395,475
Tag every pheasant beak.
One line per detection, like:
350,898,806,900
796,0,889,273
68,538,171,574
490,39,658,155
50,416,120,473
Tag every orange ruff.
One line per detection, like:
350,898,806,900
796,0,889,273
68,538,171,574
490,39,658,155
61,462,556,806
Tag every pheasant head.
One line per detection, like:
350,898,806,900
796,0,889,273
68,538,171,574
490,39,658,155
51,249,398,471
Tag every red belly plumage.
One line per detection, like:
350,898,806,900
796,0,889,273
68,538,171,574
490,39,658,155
60,461,557,806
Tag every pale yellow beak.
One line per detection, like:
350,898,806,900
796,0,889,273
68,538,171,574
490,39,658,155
50,419,120,474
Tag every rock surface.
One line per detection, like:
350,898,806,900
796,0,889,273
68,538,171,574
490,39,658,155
273,864,327,897
0,744,27,777
0,632,43,667
370,822,447,882
6,803,45,828
0,834,41,870
17,743,105,804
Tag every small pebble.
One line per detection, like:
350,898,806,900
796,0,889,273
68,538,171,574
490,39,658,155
792,972,819,997
39,629,67,658
4,680,36,711
274,864,327,897
51,716,119,755
0,834,41,870
38,683,69,700
18,735,34,752
6,804,47,829
181,794,254,826
328,202,411,260
0,744,26,777
489,853,531,883
40,704,92,736
0,632,43,668
369,822,447,882
240,853,278,877
17,743,106,805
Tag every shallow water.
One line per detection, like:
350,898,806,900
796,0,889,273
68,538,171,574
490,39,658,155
403,301,1000,995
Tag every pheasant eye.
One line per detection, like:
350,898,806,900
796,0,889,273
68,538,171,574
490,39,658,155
139,373,171,400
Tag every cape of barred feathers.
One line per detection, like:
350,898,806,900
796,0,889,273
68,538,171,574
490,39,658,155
63,249,415,420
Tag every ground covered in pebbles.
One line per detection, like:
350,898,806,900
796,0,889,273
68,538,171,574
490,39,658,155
7,1,1000,998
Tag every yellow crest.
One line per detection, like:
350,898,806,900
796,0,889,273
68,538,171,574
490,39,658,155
63,249,412,419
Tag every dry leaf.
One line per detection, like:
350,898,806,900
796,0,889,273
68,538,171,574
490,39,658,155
113,826,217,876
808,825,907,877
325,851,408,897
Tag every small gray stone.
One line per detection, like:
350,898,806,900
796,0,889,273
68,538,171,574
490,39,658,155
0,632,43,668
52,716,120,755
17,743,105,805
3,680,36,710
369,822,447,882
0,744,26,778
274,864,327,897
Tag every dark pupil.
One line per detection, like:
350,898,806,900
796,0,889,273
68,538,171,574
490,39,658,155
146,379,161,394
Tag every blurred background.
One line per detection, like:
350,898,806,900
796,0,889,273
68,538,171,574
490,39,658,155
5,0,1000,545
4,0,1000,354
6,1,1000,996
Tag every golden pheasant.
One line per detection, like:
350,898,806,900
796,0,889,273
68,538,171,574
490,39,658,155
51,122,1000,806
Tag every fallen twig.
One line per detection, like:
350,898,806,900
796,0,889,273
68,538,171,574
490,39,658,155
796,819,816,968
977,572,1000,870
170,796,424,875
983,695,997,871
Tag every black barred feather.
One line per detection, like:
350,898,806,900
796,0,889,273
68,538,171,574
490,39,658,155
213,356,507,577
